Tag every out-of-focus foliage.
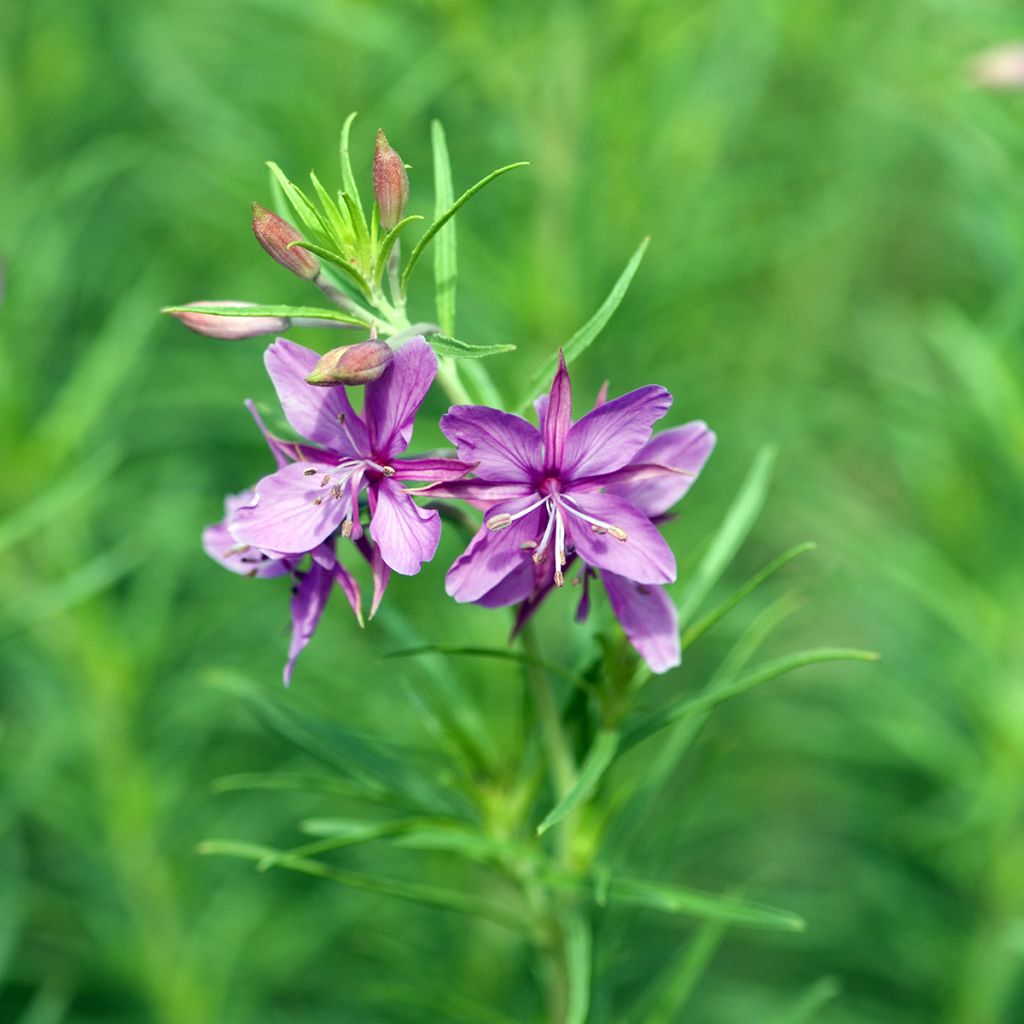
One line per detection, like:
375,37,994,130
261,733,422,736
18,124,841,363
2,0,1023,1021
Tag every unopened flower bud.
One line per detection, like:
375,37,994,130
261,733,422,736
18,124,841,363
305,339,393,386
252,203,320,280
165,300,290,339
971,43,1024,90
373,130,409,230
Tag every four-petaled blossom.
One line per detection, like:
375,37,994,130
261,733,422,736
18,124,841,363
423,353,714,673
229,337,473,585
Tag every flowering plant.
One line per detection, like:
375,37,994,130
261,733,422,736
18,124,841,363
170,116,876,1022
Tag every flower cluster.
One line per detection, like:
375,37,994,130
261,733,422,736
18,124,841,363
204,341,713,682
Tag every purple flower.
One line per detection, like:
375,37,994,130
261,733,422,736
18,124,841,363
203,490,362,685
427,354,714,673
229,337,472,580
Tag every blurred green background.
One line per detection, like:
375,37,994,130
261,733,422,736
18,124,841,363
3,0,1024,1021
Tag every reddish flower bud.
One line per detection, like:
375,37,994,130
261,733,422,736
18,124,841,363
251,203,320,280
165,300,290,339
373,130,409,230
305,339,394,386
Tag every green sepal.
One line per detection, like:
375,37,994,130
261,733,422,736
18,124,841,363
400,161,530,292
428,334,516,359
516,237,649,411
309,169,352,250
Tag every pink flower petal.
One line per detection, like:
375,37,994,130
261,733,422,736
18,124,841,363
364,337,436,457
564,492,676,585
601,571,680,674
562,385,672,479
229,461,353,555
440,406,542,482
368,476,441,576
264,338,366,454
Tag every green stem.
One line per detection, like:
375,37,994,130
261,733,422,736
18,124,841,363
435,355,473,405
519,623,579,1024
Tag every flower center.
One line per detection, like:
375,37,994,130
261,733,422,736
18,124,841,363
485,492,628,587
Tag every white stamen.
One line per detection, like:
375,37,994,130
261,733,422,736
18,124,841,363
560,495,628,542
486,493,548,531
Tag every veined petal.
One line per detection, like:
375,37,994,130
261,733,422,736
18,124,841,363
368,476,440,576
440,406,542,482
229,461,352,555
364,337,436,457
284,560,335,686
446,495,544,603
202,519,289,578
564,491,676,585
389,457,476,483
543,350,572,471
475,557,537,608
355,535,391,618
601,571,680,674
264,338,366,454
411,478,535,503
610,422,716,517
563,385,672,479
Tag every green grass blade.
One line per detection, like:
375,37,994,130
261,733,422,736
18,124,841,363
400,161,530,292
339,111,365,223
682,541,817,650
674,444,778,629
624,647,880,752
537,729,620,836
428,334,517,359
516,237,649,411
431,120,457,335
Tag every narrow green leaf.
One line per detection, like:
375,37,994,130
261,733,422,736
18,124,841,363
564,909,592,1024
766,977,842,1024
401,161,530,292
682,541,817,650
309,169,352,248
340,190,369,252
372,214,425,287
516,237,649,411
0,444,119,555
537,729,620,835
674,444,778,630
427,334,517,359
431,120,457,334
289,241,373,297
162,303,367,326
211,772,381,801
339,111,365,223
198,839,530,931
266,162,328,238
383,644,578,686
605,876,805,931
638,917,728,1024
205,669,462,813
624,647,880,751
